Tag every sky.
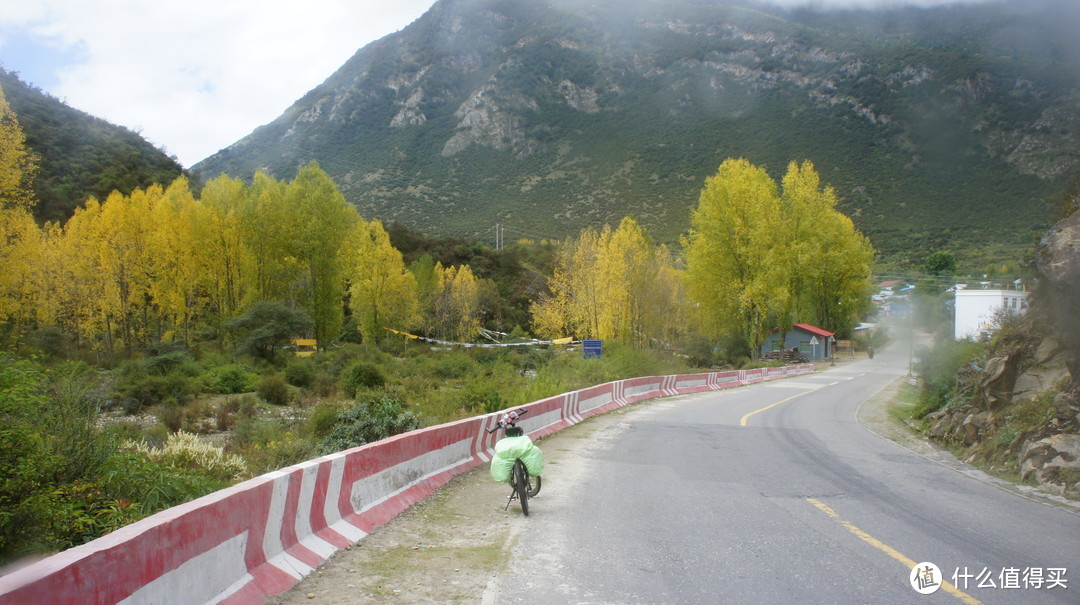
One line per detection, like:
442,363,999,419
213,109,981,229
0,0,439,168
0,0,995,169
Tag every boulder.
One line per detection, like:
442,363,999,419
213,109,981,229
976,353,1020,410
1020,433,1080,498
960,411,994,445
1055,390,1080,427
1012,366,1069,402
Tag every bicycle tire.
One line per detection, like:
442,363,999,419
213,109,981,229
527,474,541,498
513,459,529,516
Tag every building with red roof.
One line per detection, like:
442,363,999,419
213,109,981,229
760,323,835,360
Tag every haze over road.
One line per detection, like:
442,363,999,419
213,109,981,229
486,342,1079,604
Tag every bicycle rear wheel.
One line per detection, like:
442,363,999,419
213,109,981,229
512,459,529,516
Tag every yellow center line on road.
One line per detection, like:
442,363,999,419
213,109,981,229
806,498,980,605
739,390,812,426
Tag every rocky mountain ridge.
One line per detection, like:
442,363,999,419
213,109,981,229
193,0,1080,260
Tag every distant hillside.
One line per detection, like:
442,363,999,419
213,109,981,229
0,68,184,223
192,0,1080,264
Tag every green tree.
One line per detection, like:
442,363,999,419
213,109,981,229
781,161,873,335
346,219,420,345
225,301,315,360
925,251,957,276
283,162,360,346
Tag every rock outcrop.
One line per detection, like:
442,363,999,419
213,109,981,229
1036,207,1080,381
926,209,1080,498
1020,430,1080,499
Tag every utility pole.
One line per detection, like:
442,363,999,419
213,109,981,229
494,224,504,250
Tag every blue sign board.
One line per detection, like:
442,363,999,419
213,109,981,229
583,339,602,359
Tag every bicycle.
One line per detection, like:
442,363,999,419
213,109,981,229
487,408,542,516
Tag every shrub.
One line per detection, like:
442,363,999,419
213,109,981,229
230,420,315,474
431,352,475,379
256,375,291,406
311,373,336,398
52,479,144,549
339,361,386,398
144,350,195,375
308,403,341,438
127,431,248,482
237,394,259,419
162,371,197,405
912,339,984,418
112,374,158,411
224,301,315,361
182,399,216,433
458,362,522,414
99,447,227,516
318,396,419,454
284,360,315,388
204,364,256,394
159,404,185,433
0,359,62,562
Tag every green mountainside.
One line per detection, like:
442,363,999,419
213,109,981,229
192,0,1080,264
0,68,185,223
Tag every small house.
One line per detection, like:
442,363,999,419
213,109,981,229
761,323,835,361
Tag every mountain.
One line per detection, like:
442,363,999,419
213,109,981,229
0,68,185,224
191,0,1080,263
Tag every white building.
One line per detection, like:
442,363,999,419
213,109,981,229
954,289,1028,340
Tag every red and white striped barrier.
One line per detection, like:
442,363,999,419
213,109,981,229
0,364,812,605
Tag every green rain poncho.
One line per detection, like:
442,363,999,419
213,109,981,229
490,435,545,483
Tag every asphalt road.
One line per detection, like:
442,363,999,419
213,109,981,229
485,344,1079,604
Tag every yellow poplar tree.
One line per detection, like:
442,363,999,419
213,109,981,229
55,198,107,348
683,158,789,359
429,263,481,341
0,85,35,213
531,226,601,339
284,162,360,346
0,207,40,336
196,174,250,331
0,84,40,339
149,177,204,343
531,217,684,346
780,160,873,334
346,219,420,345
239,171,297,306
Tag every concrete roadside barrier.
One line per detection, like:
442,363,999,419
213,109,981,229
0,365,812,604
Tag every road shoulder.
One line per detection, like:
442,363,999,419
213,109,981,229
856,375,1080,516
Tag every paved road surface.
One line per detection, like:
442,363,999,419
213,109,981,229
485,344,1079,604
